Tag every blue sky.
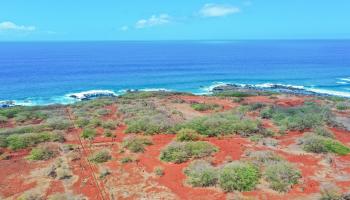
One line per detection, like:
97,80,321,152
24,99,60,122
0,0,350,41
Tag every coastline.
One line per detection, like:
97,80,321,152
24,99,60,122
1,82,350,108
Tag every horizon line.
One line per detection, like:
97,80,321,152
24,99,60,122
1,38,350,43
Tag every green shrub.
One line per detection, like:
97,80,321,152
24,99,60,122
0,124,47,136
214,91,254,98
120,99,182,135
323,139,350,156
0,136,7,147
160,141,218,163
176,128,201,142
336,102,350,111
184,160,218,187
232,97,244,103
95,108,111,116
0,115,8,123
249,135,263,143
46,118,72,130
246,150,282,166
191,103,222,111
122,136,152,153
76,117,89,128
320,184,342,200
302,133,350,155
180,111,262,137
28,146,55,160
261,103,332,131
81,128,96,139
89,150,111,163
0,106,24,118
247,103,266,111
102,120,118,130
120,157,133,163
89,118,102,128
315,127,334,138
302,134,329,153
99,168,111,179
6,132,62,150
104,129,113,137
119,91,187,100
264,161,301,192
219,162,260,192
154,166,165,176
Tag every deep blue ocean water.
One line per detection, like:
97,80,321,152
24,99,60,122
1,40,350,105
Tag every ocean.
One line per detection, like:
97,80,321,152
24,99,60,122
1,40,350,105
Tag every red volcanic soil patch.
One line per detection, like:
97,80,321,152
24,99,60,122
45,180,65,197
102,104,118,121
276,131,304,147
137,134,226,200
330,127,350,144
277,151,321,195
275,98,304,107
0,158,37,198
207,136,251,165
244,96,275,104
177,95,236,111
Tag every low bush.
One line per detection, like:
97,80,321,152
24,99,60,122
180,111,262,137
120,100,181,135
119,91,189,100
323,139,350,156
260,103,332,131
302,133,350,155
247,103,266,111
302,134,329,153
102,120,118,130
0,115,8,123
264,161,301,192
160,141,218,163
76,117,89,128
122,136,152,153
89,150,111,163
104,129,113,137
88,118,102,128
249,135,263,143
176,128,201,142
214,91,255,98
191,103,222,111
0,136,7,147
99,168,111,179
46,118,72,130
120,156,133,163
184,160,218,187
95,108,111,116
81,128,96,139
6,132,63,150
28,146,55,161
320,184,342,200
219,161,260,192
314,127,334,138
0,124,47,136
246,150,282,166
18,192,43,200
336,102,350,111
154,166,165,176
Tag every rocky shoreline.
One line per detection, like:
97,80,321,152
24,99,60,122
211,83,331,97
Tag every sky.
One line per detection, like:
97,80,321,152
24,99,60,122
0,0,350,41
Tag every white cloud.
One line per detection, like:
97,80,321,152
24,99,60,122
135,14,171,29
199,4,240,17
0,21,36,31
120,26,129,31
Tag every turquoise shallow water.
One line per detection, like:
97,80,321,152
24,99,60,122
1,40,350,105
